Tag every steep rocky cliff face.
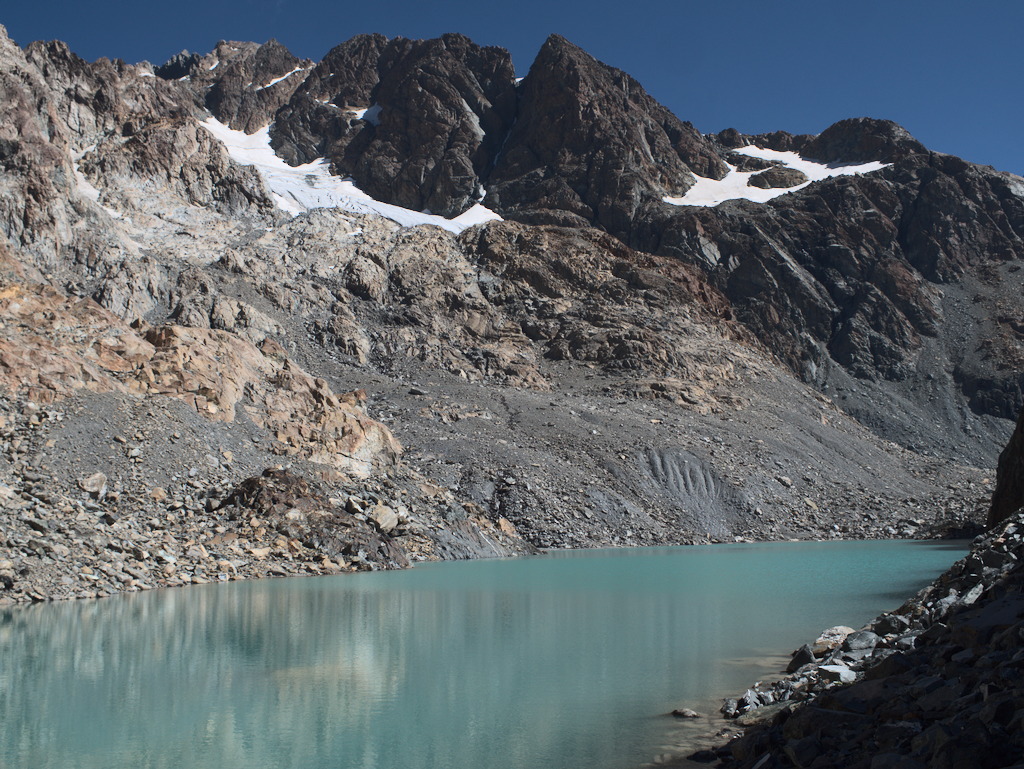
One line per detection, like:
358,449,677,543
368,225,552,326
989,405,1024,526
0,24,1015,602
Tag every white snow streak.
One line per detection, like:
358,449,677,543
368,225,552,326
664,146,889,208
200,118,501,233
72,148,122,219
255,66,306,91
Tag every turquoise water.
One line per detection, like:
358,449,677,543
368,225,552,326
0,540,965,769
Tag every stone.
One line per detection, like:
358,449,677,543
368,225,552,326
843,630,880,651
874,613,911,636
812,626,855,655
734,701,791,727
748,166,809,189
79,473,107,497
990,408,1024,527
787,643,817,673
670,707,702,718
686,749,719,764
783,735,822,768
369,503,399,534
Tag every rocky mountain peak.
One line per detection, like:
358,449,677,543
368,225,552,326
291,33,389,108
801,116,927,164
198,39,310,133
154,49,203,80
485,33,728,237
270,32,516,217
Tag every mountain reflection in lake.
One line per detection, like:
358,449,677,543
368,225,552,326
1,540,965,769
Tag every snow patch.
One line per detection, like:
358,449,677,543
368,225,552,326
349,105,382,125
255,66,306,91
199,118,501,233
139,72,155,78
461,98,484,142
664,146,890,208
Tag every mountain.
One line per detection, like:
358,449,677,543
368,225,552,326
168,31,1024,464
0,25,1018,602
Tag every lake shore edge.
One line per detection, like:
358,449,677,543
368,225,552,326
676,512,1024,768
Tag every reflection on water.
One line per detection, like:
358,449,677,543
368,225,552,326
0,540,964,769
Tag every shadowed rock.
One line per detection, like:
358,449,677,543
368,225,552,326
989,406,1024,527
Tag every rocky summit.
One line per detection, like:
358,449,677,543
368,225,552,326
0,22,1019,613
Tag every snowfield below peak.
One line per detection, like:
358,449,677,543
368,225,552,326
200,118,501,233
665,145,890,208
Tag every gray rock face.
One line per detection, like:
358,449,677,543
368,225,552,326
649,144,1024,460
79,118,272,215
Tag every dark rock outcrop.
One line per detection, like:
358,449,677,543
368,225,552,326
270,33,517,217
487,34,728,237
646,139,1024,458
224,469,410,569
194,39,311,133
154,50,203,80
989,405,1024,526
801,117,928,164
747,165,807,189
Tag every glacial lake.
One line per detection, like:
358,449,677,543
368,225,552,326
1,539,965,769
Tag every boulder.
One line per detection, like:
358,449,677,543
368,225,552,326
747,166,808,189
843,630,880,651
787,643,817,673
812,626,855,655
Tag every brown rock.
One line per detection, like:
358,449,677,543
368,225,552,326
79,473,108,496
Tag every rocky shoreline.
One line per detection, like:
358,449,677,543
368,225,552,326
0,385,535,606
687,511,1024,768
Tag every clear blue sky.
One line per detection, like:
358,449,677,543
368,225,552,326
4,0,1022,175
